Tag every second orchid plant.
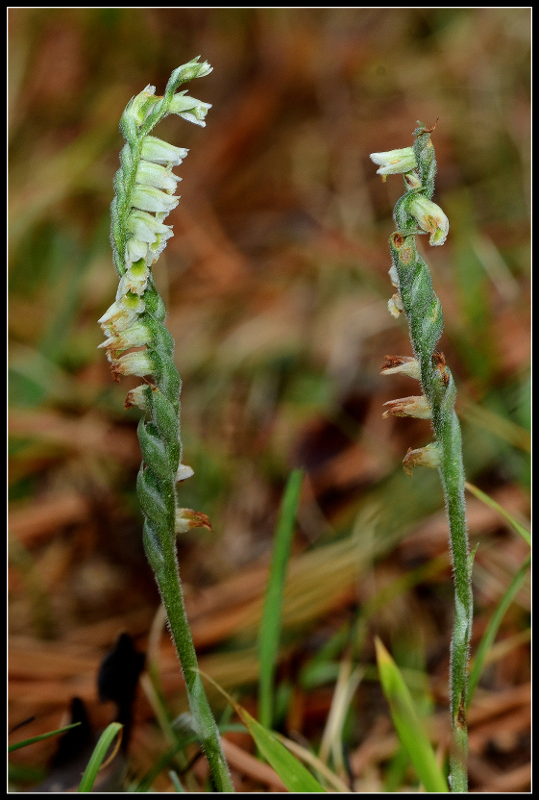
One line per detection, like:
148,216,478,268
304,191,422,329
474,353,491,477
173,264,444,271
371,124,473,792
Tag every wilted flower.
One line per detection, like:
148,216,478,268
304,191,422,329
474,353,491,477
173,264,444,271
382,395,432,419
175,507,213,535
98,320,151,354
98,294,145,338
402,443,441,477
381,355,421,381
111,350,155,381
388,292,404,318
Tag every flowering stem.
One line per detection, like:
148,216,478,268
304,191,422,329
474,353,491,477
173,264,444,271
99,59,233,792
373,123,472,791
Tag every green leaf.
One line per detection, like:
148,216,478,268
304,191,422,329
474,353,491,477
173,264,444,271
257,469,303,729
77,722,123,792
375,638,448,792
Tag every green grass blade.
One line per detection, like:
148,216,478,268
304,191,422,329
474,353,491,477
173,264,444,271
198,667,326,792
257,468,303,729
236,705,326,792
465,482,531,545
468,553,530,706
77,722,123,792
8,722,81,753
375,638,448,793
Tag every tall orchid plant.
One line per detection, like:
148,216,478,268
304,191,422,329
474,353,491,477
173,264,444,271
98,58,233,792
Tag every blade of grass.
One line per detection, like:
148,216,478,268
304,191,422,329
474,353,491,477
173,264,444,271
8,722,81,753
468,553,531,706
198,667,326,792
465,482,530,545
257,468,303,730
274,732,351,793
77,722,123,792
375,638,448,793
233,705,326,792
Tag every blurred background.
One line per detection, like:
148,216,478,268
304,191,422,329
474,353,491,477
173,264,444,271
9,8,530,792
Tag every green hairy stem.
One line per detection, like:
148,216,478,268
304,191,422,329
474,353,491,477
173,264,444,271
98,58,233,792
372,123,472,791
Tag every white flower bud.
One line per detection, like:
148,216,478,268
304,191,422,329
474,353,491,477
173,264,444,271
127,85,156,125
388,263,400,289
170,58,213,85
